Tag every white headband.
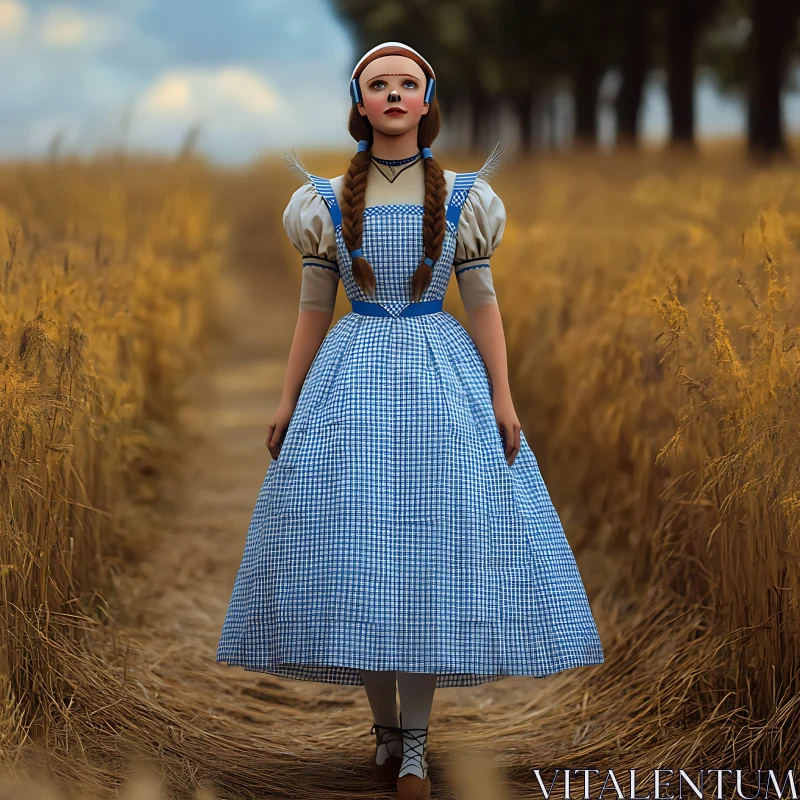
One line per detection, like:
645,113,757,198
350,41,435,80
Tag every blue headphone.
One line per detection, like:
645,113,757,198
350,74,436,106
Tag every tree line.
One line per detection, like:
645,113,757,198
332,0,800,160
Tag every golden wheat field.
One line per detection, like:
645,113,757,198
1,142,800,799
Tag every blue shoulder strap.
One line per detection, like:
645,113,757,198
307,175,342,231
445,171,480,230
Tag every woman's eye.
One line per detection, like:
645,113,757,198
371,81,386,90
403,81,417,89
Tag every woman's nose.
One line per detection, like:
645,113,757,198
387,90,401,103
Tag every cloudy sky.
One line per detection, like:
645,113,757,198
1,0,798,165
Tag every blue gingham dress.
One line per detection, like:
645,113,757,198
216,165,605,687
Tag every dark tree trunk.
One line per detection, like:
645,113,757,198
437,95,457,148
470,88,490,151
549,92,560,150
514,93,534,154
666,0,698,149
748,0,796,160
573,59,602,148
438,95,452,125
532,93,547,150
487,97,503,152
615,0,652,148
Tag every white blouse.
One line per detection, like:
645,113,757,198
283,156,505,312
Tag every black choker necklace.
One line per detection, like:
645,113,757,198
371,152,421,166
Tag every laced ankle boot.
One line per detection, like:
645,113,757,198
396,725,431,800
369,712,403,783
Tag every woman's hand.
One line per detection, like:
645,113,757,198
266,400,297,461
492,390,521,466
461,303,519,465
266,309,332,460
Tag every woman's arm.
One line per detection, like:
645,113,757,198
465,303,509,397
280,309,334,407
270,183,339,457
451,176,515,461
267,308,332,458
464,303,521,465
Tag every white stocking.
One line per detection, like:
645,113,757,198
397,671,437,779
361,669,402,763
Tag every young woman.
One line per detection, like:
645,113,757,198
216,41,604,800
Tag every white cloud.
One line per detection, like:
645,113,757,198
140,66,280,119
41,6,88,46
39,5,130,50
213,68,279,114
0,0,26,37
142,73,192,113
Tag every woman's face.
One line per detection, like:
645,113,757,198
356,55,430,137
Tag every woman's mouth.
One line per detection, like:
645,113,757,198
384,108,407,116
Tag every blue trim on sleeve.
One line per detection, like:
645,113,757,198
454,260,491,276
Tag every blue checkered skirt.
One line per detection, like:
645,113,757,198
216,308,605,687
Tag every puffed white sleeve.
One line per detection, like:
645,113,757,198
282,183,340,313
453,178,506,311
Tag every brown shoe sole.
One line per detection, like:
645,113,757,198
396,773,431,800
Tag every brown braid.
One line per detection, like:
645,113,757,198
410,153,447,302
342,46,445,299
340,139,375,295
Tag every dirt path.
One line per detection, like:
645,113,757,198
98,250,606,799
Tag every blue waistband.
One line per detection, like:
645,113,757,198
351,300,444,317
